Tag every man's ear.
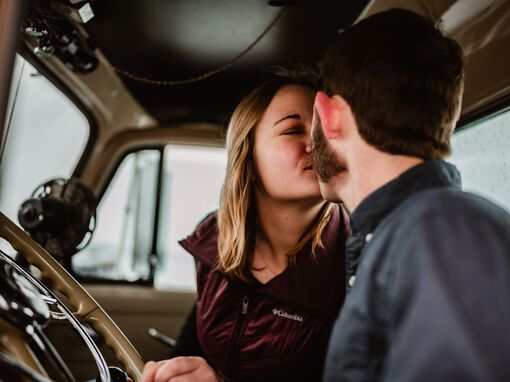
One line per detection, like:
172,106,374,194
314,91,349,139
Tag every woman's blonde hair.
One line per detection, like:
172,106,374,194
217,67,334,282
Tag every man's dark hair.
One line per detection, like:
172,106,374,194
321,8,464,159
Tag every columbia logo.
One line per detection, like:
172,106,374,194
272,308,303,322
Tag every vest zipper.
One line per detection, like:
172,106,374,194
241,295,249,314
226,295,249,378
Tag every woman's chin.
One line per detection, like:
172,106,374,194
305,188,326,202
309,181,324,197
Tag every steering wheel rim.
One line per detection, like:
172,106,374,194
0,211,144,381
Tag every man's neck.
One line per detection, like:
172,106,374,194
349,147,423,212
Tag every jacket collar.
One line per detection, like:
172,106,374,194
179,212,219,268
179,205,349,317
349,160,461,237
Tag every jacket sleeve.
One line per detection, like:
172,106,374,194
381,212,510,382
168,302,205,358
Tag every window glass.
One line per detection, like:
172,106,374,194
450,108,510,211
156,145,227,290
73,150,160,281
0,55,89,253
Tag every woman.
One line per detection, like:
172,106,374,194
142,68,349,382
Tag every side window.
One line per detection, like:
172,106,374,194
450,108,510,211
73,144,227,291
156,145,226,290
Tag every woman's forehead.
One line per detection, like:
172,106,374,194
264,85,314,119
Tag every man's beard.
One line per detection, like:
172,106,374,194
312,116,346,182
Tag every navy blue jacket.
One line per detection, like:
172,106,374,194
324,160,510,382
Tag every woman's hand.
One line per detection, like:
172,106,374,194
141,357,222,382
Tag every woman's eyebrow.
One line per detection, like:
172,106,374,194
274,113,301,126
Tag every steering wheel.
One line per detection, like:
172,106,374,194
0,211,144,381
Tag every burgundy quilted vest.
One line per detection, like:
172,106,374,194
179,206,349,382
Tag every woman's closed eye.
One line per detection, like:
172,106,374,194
281,126,305,135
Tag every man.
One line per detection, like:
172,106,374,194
311,8,510,382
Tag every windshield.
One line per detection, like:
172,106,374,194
0,55,89,239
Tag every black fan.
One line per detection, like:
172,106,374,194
18,178,97,263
